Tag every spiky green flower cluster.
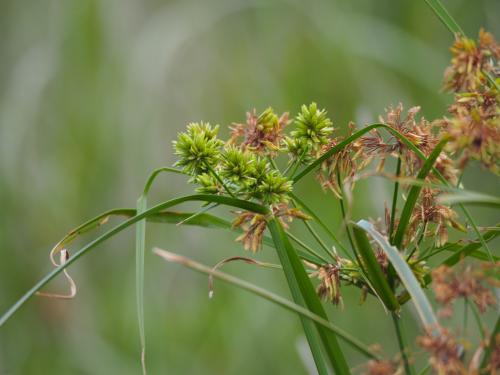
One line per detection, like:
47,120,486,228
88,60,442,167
173,122,293,205
257,107,280,133
254,171,292,204
219,146,292,203
220,146,256,189
291,102,334,147
283,136,315,164
173,104,336,206
173,122,223,175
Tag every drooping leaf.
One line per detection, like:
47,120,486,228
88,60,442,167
268,217,351,375
356,220,439,331
153,248,380,361
351,224,400,312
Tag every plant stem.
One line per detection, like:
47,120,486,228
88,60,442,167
468,299,485,340
288,148,308,178
290,193,351,259
206,165,236,198
286,231,332,264
336,172,355,252
389,157,402,241
302,219,335,260
392,312,414,375
154,247,381,360
267,156,281,173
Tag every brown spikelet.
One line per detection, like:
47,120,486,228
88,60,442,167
417,328,466,375
431,263,497,318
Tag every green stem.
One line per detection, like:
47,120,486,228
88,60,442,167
206,165,236,198
267,156,281,173
290,193,349,255
467,299,485,340
302,219,335,260
153,248,381,360
286,231,332,264
391,312,414,375
336,172,355,253
288,148,308,178
389,157,402,241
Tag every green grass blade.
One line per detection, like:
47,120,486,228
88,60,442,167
268,217,351,375
0,194,269,328
389,157,402,240
437,191,500,208
417,364,431,375
441,225,500,266
391,312,415,375
392,139,448,249
135,165,187,374
136,196,147,374
351,224,400,311
356,220,439,330
153,248,380,361
423,0,464,35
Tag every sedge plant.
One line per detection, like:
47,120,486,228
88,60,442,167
1,1,499,374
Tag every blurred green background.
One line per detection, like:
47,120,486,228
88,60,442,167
0,0,498,374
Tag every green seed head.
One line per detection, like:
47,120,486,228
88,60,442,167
173,122,223,175
291,102,333,146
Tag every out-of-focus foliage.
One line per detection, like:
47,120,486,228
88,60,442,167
0,0,498,373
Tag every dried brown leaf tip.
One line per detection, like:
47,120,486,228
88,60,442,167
232,203,309,253
229,107,289,155
417,327,466,375
431,263,498,318
444,29,500,93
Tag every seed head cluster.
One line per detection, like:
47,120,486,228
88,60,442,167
172,28,500,373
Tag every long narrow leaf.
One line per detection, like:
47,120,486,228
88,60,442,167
153,248,380,360
437,191,500,208
356,220,439,330
392,138,448,249
136,196,147,374
135,166,187,374
423,0,464,35
268,217,351,375
0,194,268,327
442,226,500,267
351,224,400,311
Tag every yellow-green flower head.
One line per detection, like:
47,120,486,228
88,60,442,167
173,122,223,175
255,170,292,204
195,173,219,194
291,102,333,145
257,107,279,133
283,136,315,164
249,156,271,185
220,146,256,189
